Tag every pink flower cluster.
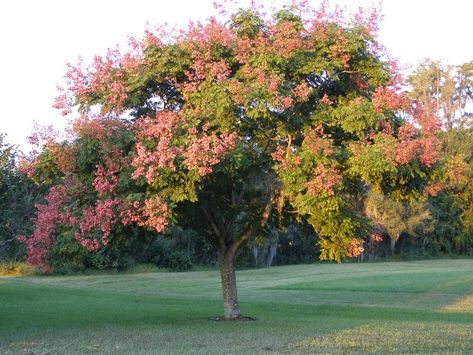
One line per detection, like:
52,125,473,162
131,111,184,183
58,45,144,116
27,123,59,147
132,111,237,182
320,93,333,106
372,86,407,112
92,160,120,194
370,233,383,243
305,163,342,196
74,198,123,251
292,83,312,101
72,116,128,141
328,28,351,68
121,197,169,233
424,182,443,197
17,186,72,272
179,18,234,93
270,21,304,58
52,88,72,116
347,238,364,257
366,103,441,169
184,130,237,176
89,49,129,112
394,119,440,168
303,126,335,156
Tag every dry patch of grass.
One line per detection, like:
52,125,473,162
443,294,473,313
292,322,473,354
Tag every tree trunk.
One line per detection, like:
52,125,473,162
215,194,274,320
251,241,258,267
266,243,277,267
220,248,241,320
390,238,396,255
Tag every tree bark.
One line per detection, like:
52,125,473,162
390,238,397,255
267,243,277,267
251,241,258,267
220,248,241,320
217,192,275,320
219,228,253,320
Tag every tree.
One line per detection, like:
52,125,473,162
21,3,441,319
0,134,18,258
408,60,473,254
429,127,473,254
365,189,433,254
408,60,473,129
0,134,42,261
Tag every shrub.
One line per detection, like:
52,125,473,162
0,261,38,276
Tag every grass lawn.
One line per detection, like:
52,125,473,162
2,259,473,354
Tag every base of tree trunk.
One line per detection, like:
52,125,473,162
208,315,257,322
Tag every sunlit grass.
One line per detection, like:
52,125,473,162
443,294,473,313
292,322,473,354
1,259,473,354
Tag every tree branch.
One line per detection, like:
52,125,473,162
286,134,292,159
225,188,276,260
201,204,220,237
225,227,253,260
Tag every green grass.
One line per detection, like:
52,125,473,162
2,259,473,354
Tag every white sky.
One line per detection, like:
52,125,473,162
0,0,472,150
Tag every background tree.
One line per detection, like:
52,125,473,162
429,127,473,254
20,3,441,319
0,134,42,261
408,59,473,255
408,60,472,129
365,189,433,254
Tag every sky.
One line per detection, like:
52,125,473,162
0,0,472,151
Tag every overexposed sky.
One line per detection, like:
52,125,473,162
0,0,472,150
